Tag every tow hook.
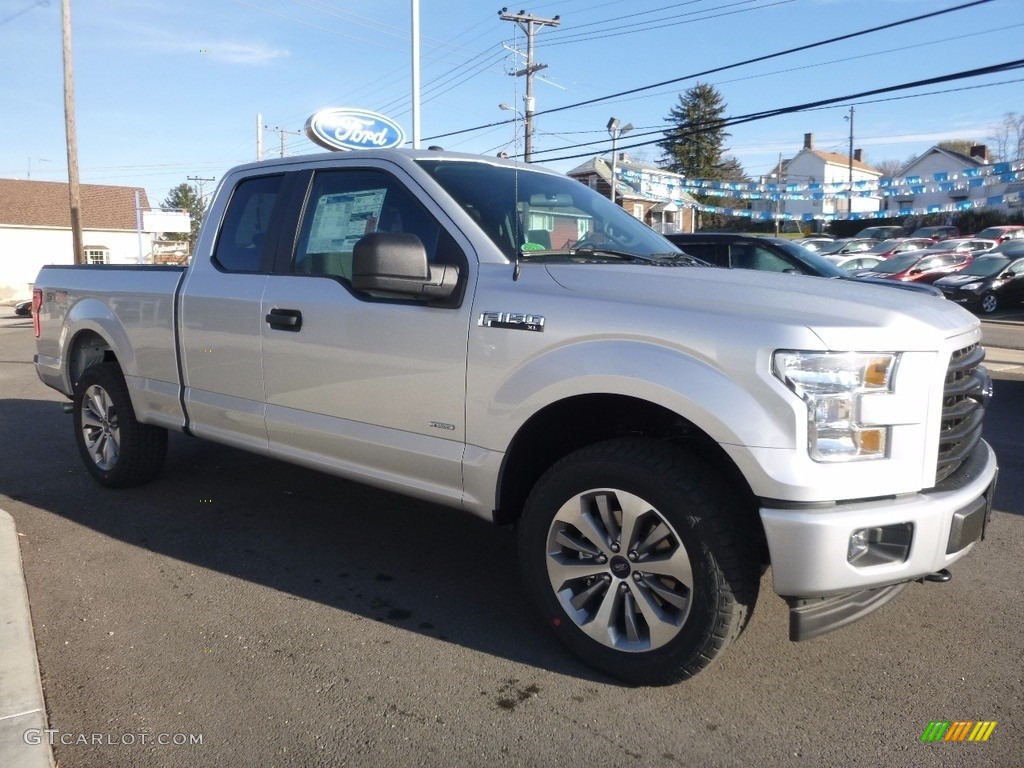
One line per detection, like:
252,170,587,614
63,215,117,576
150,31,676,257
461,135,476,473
919,569,952,583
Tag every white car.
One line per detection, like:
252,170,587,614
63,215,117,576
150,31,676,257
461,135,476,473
825,254,883,272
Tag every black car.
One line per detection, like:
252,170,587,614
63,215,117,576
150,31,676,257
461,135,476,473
14,300,32,317
934,253,1024,314
664,233,942,296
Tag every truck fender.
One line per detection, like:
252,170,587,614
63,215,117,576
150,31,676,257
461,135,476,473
62,298,135,390
474,338,797,453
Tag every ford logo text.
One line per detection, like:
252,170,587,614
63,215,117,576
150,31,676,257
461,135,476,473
304,108,407,152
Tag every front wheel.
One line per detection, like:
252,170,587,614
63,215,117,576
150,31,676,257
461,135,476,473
979,292,999,314
518,438,759,685
73,362,167,488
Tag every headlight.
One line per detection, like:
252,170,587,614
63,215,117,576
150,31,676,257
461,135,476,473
773,351,899,462
960,282,983,291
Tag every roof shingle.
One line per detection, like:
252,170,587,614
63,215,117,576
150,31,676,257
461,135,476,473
0,179,150,230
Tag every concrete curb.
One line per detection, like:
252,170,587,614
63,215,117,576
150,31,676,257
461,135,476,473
0,510,55,768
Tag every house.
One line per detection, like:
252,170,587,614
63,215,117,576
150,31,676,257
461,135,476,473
567,155,698,234
0,179,171,301
776,133,883,222
887,144,1004,215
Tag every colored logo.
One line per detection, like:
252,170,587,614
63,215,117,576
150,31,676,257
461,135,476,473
304,108,406,151
920,721,997,742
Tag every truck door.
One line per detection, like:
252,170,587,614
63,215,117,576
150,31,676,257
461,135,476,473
179,172,288,453
259,166,473,507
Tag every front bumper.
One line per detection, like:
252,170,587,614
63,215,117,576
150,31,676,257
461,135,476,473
759,439,998,598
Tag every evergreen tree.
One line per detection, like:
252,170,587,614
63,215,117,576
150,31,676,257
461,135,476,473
659,83,745,228
161,182,205,252
659,83,730,180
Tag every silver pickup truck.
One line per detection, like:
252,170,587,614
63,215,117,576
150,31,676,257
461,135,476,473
33,149,998,685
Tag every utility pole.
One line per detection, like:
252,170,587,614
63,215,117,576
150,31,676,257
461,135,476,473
499,8,560,163
257,113,264,161
846,106,855,219
187,175,215,207
264,125,301,158
61,0,84,264
411,0,421,148
775,152,783,236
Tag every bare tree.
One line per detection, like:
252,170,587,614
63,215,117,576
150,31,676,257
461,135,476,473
874,158,906,178
988,112,1024,163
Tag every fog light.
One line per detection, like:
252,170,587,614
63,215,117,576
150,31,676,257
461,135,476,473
847,523,913,567
848,529,870,561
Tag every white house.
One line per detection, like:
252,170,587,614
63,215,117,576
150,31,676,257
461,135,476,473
887,144,1002,214
567,155,698,234
777,133,882,221
0,179,176,302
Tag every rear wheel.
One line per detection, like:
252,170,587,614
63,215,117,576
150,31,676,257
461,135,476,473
979,292,999,314
73,362,167,488
518,438,759,685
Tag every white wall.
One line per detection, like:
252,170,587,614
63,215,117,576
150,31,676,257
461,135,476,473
785,151,881,220
889,152,968,213
0,226,153,301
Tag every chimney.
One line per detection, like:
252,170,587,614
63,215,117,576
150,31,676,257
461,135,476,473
803,133,813,150
853,149,862,163
618,152,629,163
970,144,989,162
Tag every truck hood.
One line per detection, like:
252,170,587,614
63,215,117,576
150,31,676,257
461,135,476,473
544,263,979,351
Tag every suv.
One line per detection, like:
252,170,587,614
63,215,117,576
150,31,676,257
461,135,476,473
665,233,941,295
910,225,960,241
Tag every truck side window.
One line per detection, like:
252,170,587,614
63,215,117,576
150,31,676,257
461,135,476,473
293,169,460,285
213,174,283,273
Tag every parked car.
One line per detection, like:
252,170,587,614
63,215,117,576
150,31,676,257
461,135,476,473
909,225,959,240
861,237,934,259
855,225,905,239
793,237,836,252
665,233,941,295
14,300,32,317
825,254,883,272
921,238,997,254
857,250,973,283
814,237,880,255
934,253,1024,314
973,225,1024,244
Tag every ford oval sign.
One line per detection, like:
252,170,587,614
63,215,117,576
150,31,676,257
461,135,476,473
304,108,407,152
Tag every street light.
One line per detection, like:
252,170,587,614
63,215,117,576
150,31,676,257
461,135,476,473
607,117,633,203
499,103,524,159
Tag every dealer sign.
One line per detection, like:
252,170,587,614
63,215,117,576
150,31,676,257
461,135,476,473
304,108,407,151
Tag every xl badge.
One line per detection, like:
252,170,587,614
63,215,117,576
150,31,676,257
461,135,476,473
478,312,545,332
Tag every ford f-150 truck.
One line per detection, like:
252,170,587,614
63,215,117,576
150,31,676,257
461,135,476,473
33,149,998,685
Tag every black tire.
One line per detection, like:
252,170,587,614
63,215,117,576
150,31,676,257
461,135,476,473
73,362,167,488
979,292,999,315
518,438,759,686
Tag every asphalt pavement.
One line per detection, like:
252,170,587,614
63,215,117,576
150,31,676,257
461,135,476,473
0,307,1021,767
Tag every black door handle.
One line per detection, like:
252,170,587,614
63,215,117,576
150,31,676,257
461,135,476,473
266,308,302,331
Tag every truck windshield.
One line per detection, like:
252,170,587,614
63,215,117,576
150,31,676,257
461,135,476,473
415,158,679,262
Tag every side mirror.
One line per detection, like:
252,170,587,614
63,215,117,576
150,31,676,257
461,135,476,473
909,268,922,275
352,232,459,300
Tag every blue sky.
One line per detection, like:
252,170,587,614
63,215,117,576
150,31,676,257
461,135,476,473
1,0,1020,207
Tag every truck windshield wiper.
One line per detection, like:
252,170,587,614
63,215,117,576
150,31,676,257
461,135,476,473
567,246,689,265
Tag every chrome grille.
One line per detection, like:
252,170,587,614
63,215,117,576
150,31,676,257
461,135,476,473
936,343,987,484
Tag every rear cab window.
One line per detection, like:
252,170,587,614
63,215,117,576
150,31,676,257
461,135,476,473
212,175,285,273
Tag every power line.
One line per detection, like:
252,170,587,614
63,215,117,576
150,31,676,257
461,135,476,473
531,58,1024,163
424,0,994,142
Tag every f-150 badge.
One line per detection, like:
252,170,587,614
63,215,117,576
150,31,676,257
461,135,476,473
478,312,545,332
